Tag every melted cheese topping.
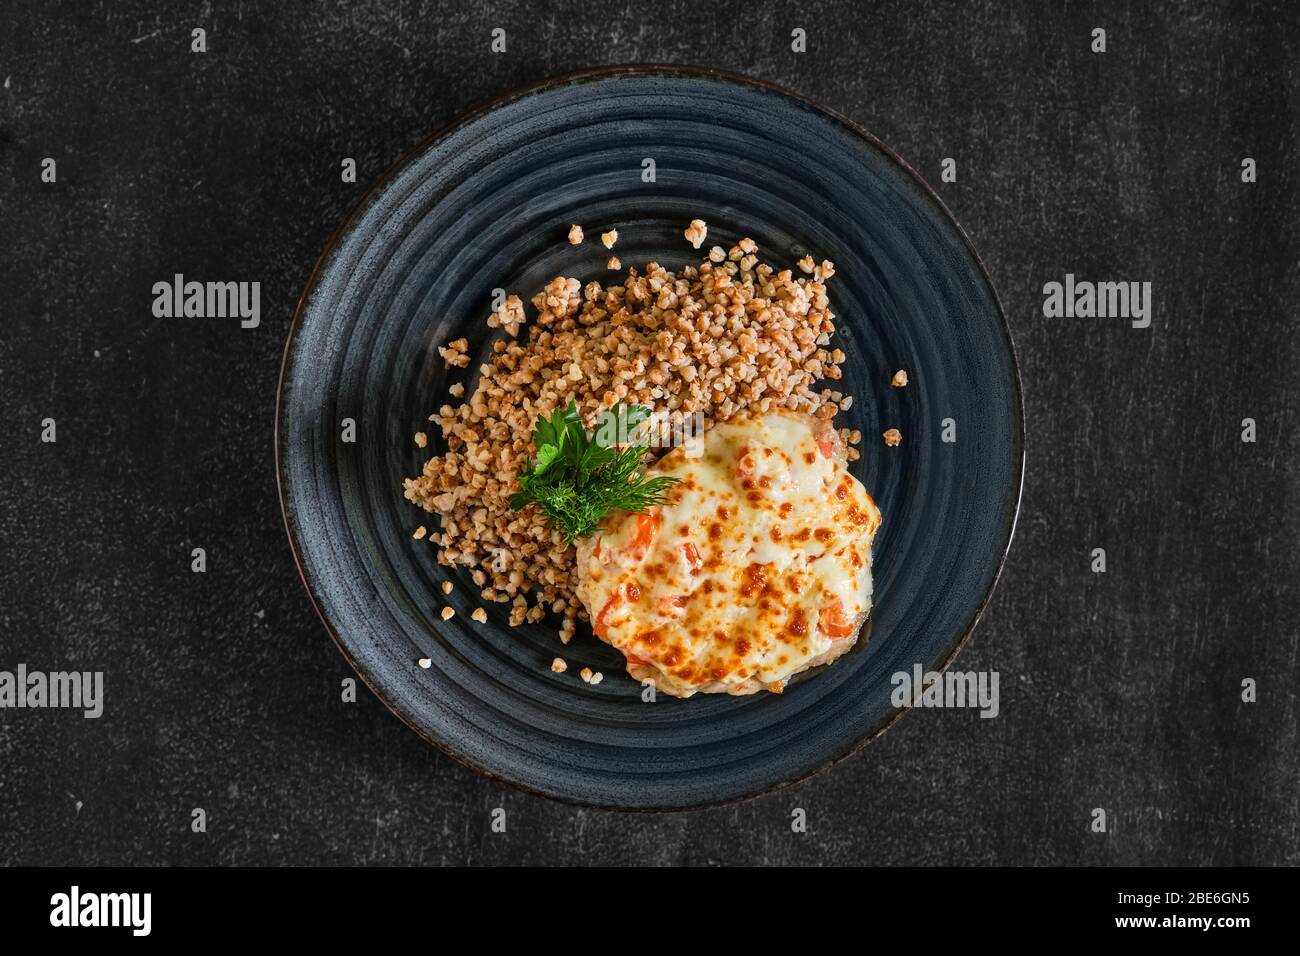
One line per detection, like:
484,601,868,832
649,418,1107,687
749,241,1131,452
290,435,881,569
574,412,881,697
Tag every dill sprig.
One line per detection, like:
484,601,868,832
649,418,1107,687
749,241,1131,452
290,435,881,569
509,401,679,543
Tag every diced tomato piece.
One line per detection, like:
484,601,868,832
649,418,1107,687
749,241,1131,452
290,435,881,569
595,581,643,638
626,509,662,559
656,594,689,615
816,438,835,459
818,598,856,638
594,591,624,638
680,541,701,571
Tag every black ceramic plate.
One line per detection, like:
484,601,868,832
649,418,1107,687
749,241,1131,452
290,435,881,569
277,66,1023,809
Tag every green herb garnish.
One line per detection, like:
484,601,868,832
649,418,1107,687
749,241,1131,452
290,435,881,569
509,401,679,543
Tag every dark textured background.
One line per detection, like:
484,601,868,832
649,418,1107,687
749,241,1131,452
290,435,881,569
1,0,1297,865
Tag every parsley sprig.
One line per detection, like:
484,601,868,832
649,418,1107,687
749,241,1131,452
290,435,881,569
509,401,679,543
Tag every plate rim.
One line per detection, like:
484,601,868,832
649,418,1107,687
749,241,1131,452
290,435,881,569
274,63,1027,812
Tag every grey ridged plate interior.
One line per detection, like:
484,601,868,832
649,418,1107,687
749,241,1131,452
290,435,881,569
276,66,1024,809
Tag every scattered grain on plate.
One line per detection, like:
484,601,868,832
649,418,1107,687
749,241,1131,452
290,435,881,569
449,381,465,398
438,337,471,368
405,237,847,639
418,657,431,668
486,294,527,338
601,229,618,249
607,256,621,270
567,224,584,245
579,666,594,683
892,369,909,387
414,431,428,447
684,218,708,249
441,580,453,595
839,395,854,411
413,525,427,540
471,607,488,623
551,657,567,673
797,255,815,274
589,671,604,685
440,606,455,620
883,428,902,446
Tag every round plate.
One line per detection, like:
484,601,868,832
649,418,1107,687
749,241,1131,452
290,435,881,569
276,66,1024,809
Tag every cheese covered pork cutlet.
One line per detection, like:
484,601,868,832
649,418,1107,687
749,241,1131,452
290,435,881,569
575,412,880,697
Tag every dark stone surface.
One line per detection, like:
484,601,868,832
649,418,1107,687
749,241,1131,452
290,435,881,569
1,0,1296,864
